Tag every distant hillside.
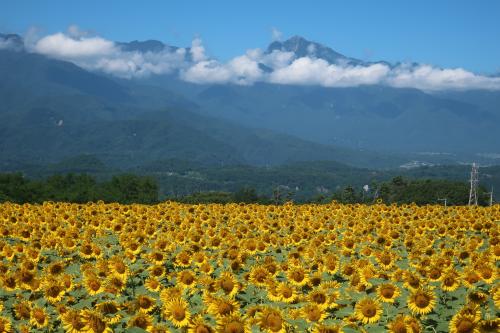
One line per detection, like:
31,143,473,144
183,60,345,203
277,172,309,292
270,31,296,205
0,47,412,169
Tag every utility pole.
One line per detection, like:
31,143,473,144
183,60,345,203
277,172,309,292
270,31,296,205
437,198,447,208
468,163,479,206
486,187,494,206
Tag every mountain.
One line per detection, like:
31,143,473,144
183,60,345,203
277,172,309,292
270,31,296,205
267,35,364,65
117,39,180,53
0,44,407,169
266,35,391,67
1,33,500,170
0,33,24,51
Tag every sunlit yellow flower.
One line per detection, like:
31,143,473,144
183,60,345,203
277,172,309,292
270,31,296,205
81,309,113,333
377,283,401,303
187,315,215,333
354,298,383,324
96,301,122,325
449,312,479,333
164,297,191,328
407,288,436,315
128,313,153,331
61,309,87,333
30,307,49,329
302,303,327,323
216,314,250,333
0,316,12,333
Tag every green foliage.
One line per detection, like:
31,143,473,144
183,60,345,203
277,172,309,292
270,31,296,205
0,173,158,204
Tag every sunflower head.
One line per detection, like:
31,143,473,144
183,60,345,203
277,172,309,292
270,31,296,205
216,314,250,333
377,283,400,303
354,298,383,324
258,307,286,333
407,288,436,315
128,313,153,331
164,297,191,328
449,312,479,333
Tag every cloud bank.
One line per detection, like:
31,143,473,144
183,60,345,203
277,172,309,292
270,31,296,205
23,26,500,91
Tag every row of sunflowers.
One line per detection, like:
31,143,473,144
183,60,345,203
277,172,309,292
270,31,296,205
0,201,498,332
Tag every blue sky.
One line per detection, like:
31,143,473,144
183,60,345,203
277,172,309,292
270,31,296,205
1,0,499,74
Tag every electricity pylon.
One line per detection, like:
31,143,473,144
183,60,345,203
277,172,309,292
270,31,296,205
468,163,479,206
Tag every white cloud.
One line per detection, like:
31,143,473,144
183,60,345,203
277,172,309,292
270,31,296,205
34,33,115,58
29,26,188,78
271,27,283,41
181,51,263,85
386,64,500,91
269,57,390,87
24,26,500,90
190,37,206,62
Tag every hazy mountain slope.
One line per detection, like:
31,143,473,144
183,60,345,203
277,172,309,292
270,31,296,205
0,46,411,169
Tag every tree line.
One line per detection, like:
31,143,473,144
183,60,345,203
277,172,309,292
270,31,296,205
0,173,491,206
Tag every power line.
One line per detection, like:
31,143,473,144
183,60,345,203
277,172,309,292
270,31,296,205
468,163,479,206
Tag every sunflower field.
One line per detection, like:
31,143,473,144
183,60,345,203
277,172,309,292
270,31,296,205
0,201,498,333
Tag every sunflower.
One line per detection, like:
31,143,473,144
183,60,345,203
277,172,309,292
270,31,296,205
308,288,330,309
79,243,95,259
83,275,103,296
407,288,436,315
128,313,153,332
216,314,250,333
427,266,444,282
287,266,309,287
387,315,411,333
188,315,215,333
13,301,31,320
462,269,482,289
0,316,12,333
249,266,271,287
479,319,499,333
375,251,396,270
207,296,240,318
177,270,197,290
1,273,17,292
149,265,166,279
160,286,184,304
311,323,344,333
60,273,74,292
60,309,87,333
309,271,323,287
175,251,192,267
493,286,500,309
136,294,156,313
456,304,482,322
441,271,461,292
96,301,122,325
218,271,240,298
477,264,496,284
467,290,488,305
164,297,191,328
377,283,401,303
449,313,479,333
104,273,126,294
43,278,65,303
30,307,49,329
81,310,113,333
145,277,162,292
109,256,129,278
276,282,298,303
257,307,286,333
302,303,327,323
403,271,422,291
354,298,383,324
